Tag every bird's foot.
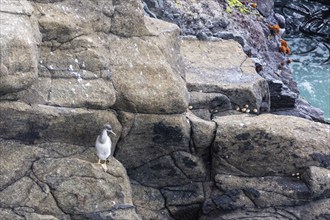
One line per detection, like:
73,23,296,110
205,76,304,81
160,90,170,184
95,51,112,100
97,159,102,164
101,163,108,172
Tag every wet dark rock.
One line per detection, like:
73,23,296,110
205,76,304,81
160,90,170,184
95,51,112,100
128,155,190,188
172,151,207,181
115,113,190,169
161,183,205,206
168,204,201,220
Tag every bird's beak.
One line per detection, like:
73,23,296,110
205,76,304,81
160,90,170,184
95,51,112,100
110,130,116,136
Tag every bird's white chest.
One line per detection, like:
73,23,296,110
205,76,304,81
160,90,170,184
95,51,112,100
95,130,112,160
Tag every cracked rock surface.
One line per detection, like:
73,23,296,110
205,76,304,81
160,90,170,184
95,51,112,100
0,139,140,220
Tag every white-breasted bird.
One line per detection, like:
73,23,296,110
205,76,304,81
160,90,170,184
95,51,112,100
95,124,116,171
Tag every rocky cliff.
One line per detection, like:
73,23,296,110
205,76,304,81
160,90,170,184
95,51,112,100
0,0,329,220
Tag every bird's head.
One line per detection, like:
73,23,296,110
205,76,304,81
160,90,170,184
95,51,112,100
103,124,116,136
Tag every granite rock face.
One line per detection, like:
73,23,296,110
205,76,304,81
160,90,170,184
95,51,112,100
142,0,326,122
181,39,270,117
0,101,122,147
110,18,189,114
1,0,329,220
202,114,330,219
212,114,330,177
0,140,140,220
0,1,41,95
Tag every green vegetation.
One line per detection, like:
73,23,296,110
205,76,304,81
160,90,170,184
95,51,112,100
226,0,250,14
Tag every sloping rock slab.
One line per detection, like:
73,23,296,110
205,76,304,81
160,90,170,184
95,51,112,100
212,114,330,176
0,101,121,146
181,39,269,112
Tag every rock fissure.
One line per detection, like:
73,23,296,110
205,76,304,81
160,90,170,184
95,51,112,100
170,154,192,180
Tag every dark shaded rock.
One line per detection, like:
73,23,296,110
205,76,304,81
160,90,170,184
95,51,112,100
168,204,201,220
210,189,253,211
200,198,330,220
189,92,232,120
128,155,190,188
172,151,207,181
115,112,190,169
302,166,330,199
0,102,121,147
215,174,311,207
268,80,297,109
186,111,217,162
181,39,270,112
256,0,274,17
130,182,173,220
161,183,204,206
212,114,330,176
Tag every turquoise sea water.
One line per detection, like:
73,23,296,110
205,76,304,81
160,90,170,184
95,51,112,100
286,37,330,122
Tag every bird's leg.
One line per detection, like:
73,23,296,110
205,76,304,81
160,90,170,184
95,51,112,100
101,163,108,172
97,159,102,164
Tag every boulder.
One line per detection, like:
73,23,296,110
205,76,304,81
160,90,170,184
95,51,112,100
0,140,48,191
34,0,114,36
131,182,173,220
0,0,41,95
115,112,190,169
0,139,141,220
302,166,330,199
172,151,207,181
215,174,311,207
0,102,121,147
111,0,150,37
25,1,117,109
110,18,189,114
128,155,191,188
212,114,330,177
181,39,270,113
161,183,205,206
33,157,140,219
